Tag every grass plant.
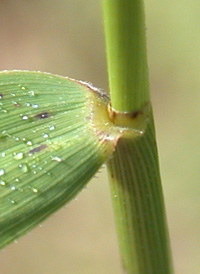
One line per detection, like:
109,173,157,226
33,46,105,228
0,1,173,273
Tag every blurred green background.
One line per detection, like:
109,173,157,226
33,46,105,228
0,1,200,273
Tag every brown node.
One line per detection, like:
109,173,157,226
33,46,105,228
107,101,150,136
108,102,144,122
129,109,143,119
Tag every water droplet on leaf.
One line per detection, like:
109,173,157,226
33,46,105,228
13,152,24,160
28,90,35,96
22,115,28,120
0,180,6,186
43,133,49,138
1,152,6,158
32,188,38,193
27,141,33,146
0,169,5,176
49,125,55,131
11,186,16,191
19,164,28,173
51,156,62,162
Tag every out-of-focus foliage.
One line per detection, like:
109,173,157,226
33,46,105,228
0,1,199,274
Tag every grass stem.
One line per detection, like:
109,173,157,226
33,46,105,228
103,1,174,273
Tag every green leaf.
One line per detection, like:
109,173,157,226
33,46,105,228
0,70,121,248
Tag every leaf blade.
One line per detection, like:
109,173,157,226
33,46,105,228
0,70,120,248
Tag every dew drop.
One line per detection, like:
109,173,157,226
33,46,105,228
0,180,6,186
22,115,29,120
1,152,6,158
51,156,62,162
11,185,16,191
43,133,49,138
27,141,33,146
0,169,5,176
19,164,28,173
8,198,16,205
49,125,55,131
1,109,8,113
32,187,38,193
13,152,24,160
28,90,35,96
